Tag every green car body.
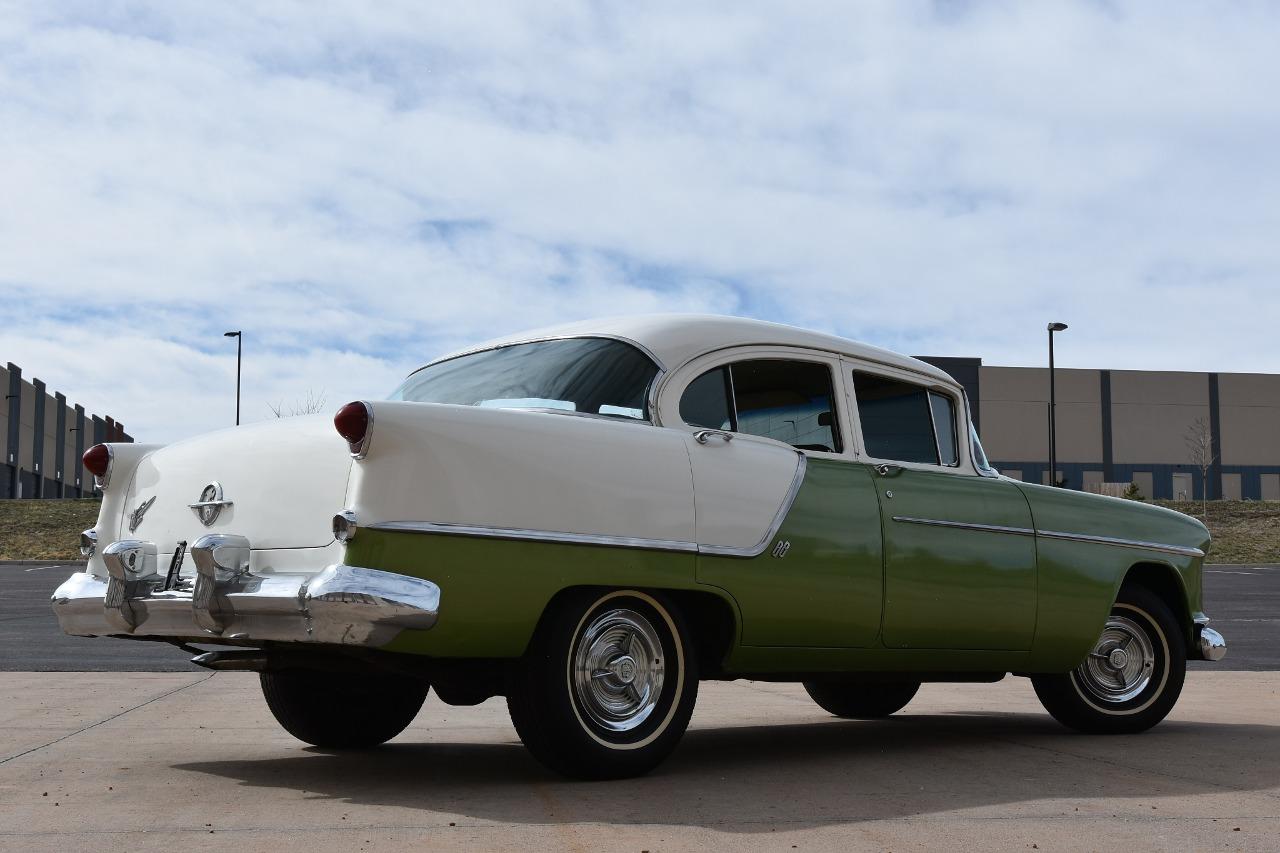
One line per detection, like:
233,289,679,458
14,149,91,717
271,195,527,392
352,458,1211,680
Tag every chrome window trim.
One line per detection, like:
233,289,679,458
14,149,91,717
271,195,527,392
892,515,1204,558
667,350,848,457
892,516,1036,537
1035,529,1206,559
697,452,809,558
927,390,961,468
368,452,810,559
400,334,666,424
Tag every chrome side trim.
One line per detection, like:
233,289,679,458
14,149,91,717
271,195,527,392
891,516,1035,537
367,521,700,553
1035,529,1206,558
891,516,1205,558
698,452,809,558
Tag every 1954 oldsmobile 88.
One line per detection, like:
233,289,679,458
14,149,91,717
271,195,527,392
54,315,1227,779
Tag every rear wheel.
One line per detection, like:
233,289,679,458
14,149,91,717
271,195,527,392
1032,585,1186,734
260,669,428,748
507,589,699,779
803,681,920,719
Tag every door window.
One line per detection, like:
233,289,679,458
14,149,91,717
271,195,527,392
679,360,842,452
851,371,960,466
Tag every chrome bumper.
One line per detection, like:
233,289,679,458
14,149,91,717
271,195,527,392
1193,616,1227,662
51,534,440,648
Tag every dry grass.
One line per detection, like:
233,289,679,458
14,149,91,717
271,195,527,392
0,499,101,561
1156,500,1280,564
0,497,1275,564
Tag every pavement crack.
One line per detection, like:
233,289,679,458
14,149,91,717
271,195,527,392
0,673,214,765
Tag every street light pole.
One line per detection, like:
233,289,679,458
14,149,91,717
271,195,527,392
1047,322,1068,487
224,331,242,426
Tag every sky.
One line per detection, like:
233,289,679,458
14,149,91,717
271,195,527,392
2,1,1278,444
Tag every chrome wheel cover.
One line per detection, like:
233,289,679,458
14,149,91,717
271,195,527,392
1075,614,1156,703
572,608,665,733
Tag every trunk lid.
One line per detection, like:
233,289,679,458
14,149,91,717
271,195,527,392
118,416,351,551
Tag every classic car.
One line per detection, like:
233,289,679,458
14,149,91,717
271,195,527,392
53,315,1226,779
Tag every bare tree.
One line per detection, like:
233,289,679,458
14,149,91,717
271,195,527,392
1184,417,1216,519
268,389,327,418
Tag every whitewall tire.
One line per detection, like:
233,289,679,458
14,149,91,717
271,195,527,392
507,588,699,779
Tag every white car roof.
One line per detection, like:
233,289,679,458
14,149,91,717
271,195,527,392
429,314,958,387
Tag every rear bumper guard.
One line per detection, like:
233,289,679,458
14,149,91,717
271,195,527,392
52,534,440,648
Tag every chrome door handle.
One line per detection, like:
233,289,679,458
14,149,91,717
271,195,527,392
694,429,734,444
874,463,903,477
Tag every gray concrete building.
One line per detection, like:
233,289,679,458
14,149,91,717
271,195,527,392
2,362,132,500
921,358,1280,501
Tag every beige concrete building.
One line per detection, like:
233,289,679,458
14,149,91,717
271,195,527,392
2,362,131,499
923,357,1280,501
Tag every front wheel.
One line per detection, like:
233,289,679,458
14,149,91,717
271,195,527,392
260,669,428,748
507,589,699,779
1032,585,1186,734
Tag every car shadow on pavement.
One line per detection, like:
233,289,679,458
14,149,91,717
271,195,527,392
173,711,1280,832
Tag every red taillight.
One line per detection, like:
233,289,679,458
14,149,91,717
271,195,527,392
83,444,111,477
83,443,114,488
334,401,372,457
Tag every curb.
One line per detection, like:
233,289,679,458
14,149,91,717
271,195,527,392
0,560,87,568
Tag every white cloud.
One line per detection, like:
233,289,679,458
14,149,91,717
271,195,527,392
2,0,1278,442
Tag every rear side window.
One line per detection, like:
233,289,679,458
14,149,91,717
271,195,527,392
679,360,842,452
852,371,959,466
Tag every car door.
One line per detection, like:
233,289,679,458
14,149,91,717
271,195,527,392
671,351,884,648
848,365,1038,651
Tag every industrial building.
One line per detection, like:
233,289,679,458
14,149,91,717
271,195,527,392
5,353,1278,503
922,358,1280,502
2,362,132,500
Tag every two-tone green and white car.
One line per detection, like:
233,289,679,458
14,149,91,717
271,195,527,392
54,315,1226,778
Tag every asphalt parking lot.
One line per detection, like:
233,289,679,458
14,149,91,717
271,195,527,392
5,561,1278,671
2,562,1278,851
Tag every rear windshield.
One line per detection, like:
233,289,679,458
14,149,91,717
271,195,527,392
390,337,660,422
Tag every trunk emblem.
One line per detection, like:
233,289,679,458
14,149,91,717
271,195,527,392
189,482,234,527
128,496,156,533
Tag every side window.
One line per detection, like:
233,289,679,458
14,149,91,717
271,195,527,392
851,371,960,466
678,359,842,452
679,367,733,429
929,392,958,466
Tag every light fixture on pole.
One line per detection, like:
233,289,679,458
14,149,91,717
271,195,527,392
1047,322,1068,487
224,331,242,426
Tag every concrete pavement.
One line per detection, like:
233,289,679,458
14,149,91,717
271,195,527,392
1,671,1278,851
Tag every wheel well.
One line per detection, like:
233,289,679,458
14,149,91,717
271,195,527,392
1122,562,1191,638
540,585,737,679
